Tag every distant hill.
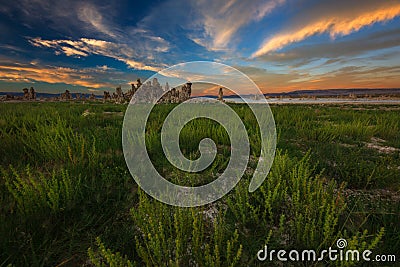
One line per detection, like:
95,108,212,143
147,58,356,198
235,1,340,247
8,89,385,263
264,88,400,97
0,92,102,99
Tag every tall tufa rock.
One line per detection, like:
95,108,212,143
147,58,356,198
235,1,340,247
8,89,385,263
23,88,29,100
29,87,36,100
218,87,223,101
61,90,71,100
114,86,124,103
103,91,111,101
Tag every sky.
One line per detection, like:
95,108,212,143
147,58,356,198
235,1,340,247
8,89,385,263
0,0,400,95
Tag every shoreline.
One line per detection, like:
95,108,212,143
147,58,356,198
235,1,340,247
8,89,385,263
2,97,400,105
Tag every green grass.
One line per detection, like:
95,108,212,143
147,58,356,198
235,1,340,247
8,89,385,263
0,102,399,266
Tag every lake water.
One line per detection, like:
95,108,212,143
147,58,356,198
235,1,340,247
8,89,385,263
224,97,400,104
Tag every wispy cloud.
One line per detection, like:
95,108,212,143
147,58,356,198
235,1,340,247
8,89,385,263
0,0,121,39
252,1,400,57
192,0,284,51
77,3,119,38
0,63,112,89
29,37,164,71
254,28,400,65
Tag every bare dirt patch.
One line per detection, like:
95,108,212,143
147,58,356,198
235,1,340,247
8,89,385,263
364,137,399,154
103,111,124,116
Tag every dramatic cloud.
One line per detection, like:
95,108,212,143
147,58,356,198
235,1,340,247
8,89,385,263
0,0,399,93
252,1,400,57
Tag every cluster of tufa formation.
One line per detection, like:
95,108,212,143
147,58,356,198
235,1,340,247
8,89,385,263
103,78,192,104
158,81,192,103
1,78,192,103
23,87,36,100
0,87,37,101
101,78,141,103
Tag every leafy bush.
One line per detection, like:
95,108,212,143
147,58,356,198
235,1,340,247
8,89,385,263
3,166,80,215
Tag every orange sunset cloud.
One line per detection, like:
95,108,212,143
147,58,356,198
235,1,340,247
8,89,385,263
252,3,400,57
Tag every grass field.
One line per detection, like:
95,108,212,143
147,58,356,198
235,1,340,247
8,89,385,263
0,102,399,266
